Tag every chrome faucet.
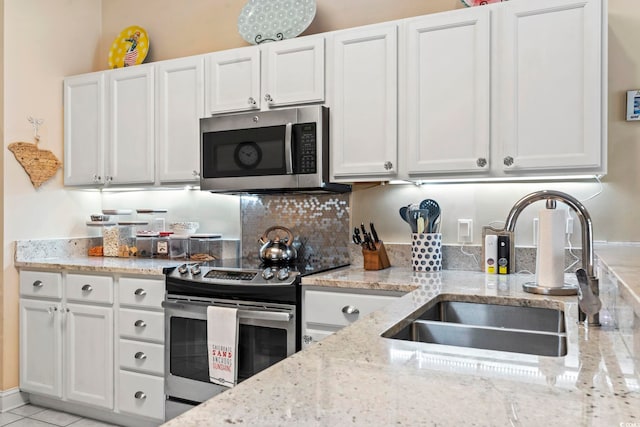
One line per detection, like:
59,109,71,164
504,190,601,326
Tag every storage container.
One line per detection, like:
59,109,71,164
136,232,159,258
155,232,172,259
117,223,136,257
169,235,189,259
188,234,222,262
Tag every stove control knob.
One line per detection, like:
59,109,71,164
262,267,275,280
277,268,290,281
177,264,188,275
190,264,201,276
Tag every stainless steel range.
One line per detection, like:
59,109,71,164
163,258,347,420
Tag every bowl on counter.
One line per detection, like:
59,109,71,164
169,221,199,235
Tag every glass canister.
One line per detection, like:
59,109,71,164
169,235,189,259
102,224,120,257
136,209,168,232
156,232,173,259
189,234,222,262
136,231,159,258
117,223,136,257
86,219,117,257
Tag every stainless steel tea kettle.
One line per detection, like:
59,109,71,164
258,226,297,263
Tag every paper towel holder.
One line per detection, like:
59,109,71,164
523,200,578,295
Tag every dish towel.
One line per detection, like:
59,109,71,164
207,306,239,388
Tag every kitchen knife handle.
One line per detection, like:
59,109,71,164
284,122,293,174
370,223,379,243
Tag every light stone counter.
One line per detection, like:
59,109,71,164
162,245,640,427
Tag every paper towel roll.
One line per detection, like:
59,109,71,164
535,208,566,288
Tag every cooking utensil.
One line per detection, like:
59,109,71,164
370,223,379,243
258,226,298,263
405,208,418,233
399,207,409,224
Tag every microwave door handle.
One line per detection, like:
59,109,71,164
284,122,293,174
238,310,292,322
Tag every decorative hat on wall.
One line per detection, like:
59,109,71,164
238,0,317,44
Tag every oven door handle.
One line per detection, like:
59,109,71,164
284,122,293,174
162,301,293,322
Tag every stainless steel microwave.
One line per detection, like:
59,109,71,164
200,106,350,194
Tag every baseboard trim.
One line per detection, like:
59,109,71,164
0,388,29,412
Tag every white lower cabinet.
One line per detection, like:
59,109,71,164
19,270,165,426
20,272,113,409
302,287,402,348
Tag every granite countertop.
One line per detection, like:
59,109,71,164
162,244,640,426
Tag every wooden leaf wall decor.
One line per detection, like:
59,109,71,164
8,142,62,189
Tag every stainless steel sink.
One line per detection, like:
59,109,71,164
382,299,568,357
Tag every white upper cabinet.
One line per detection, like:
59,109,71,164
206,46,261,114
108,65,155,185
156,56,205,183
206,36,325,115
496,0,605,175
262,37,325,108
330,24,398,181
63,73,105,186
403,8,491,177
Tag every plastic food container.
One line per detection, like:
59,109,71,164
169,221,199,235
189,234,222,262
155,232,173,259
136,232,159,258
136,209,168,232
117,223,136,257
102,224,120,257
169,235,189,259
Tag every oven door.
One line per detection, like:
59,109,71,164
163,297,296,405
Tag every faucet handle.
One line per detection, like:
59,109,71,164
576,268,602,318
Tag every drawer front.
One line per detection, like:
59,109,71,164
118,370,164,420
66,274,113,304
20,271,62,299
119,339,164,376
119,277,164,309
304,289,398,327
119,309,164,343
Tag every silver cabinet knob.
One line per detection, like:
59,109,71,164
384,161,393,171
134,391,147,400
248,97,256,105
134,288,147,296
93,174,102,183
342,305,360,315
134,351,147,360
134,320,147,328
264,93,273,103
476,158,487,168
81,284,93,292
503,156,514,167
47,306,58,316
105,176,113,182
33,280,43,288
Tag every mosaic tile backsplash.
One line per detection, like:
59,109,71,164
241,194,351,266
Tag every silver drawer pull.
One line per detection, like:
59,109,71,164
33,280,43,288
81,284,93,292
342,305,360,315
134,320,147,328
134,351,147,360
134,391,147,400
134,288,147,296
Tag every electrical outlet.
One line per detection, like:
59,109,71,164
457,219,473,243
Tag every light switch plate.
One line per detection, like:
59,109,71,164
457,219,473,243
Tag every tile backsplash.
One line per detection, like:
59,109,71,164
241,194,351,266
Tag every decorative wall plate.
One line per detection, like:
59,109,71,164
237,0,317,45
108,25,150,69
460,0,509,6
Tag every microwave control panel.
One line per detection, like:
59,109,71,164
293,123,317,174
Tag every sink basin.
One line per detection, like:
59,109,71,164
382,298,568,357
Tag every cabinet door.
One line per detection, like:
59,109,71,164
404,9,491,176
263,37,324,108
65,303,114,409
156,56,205,183
63,73,105,186
19,299,62,398
206,47,260,114
331,24,398,181
497,0,603,173
108,65,155,184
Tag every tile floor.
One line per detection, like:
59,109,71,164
0,405,119,427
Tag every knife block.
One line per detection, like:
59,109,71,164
362,241,391,271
